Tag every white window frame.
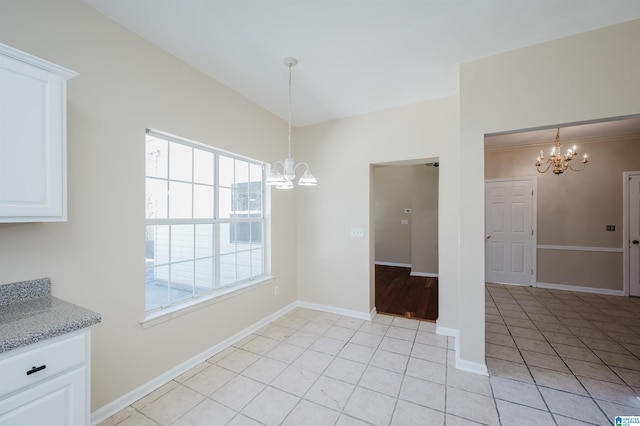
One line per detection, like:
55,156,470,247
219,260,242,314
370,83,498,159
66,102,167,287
144,128,269,323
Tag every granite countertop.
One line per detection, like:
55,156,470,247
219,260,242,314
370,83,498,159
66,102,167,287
0,278,101,353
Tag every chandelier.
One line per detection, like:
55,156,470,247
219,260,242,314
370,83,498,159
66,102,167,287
535,128,589,175
266,57,317,189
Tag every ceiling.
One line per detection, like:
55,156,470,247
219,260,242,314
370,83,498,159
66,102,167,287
485,116,640,149
83,0,640,130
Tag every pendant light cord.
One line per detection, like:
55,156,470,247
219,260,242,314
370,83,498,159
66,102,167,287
287,62,293,159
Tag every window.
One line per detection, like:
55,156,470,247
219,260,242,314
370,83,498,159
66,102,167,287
145,129,266,312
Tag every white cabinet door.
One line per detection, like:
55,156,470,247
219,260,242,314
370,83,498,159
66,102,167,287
0,43,77,222
0,367,86,426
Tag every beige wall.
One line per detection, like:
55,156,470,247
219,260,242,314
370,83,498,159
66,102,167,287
460,19,640,365
411,165,439,275
0,0,297,411
295,98,459,329
374,166,413,265
486,135,640,291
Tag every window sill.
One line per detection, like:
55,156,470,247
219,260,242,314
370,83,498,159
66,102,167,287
140,276,274,329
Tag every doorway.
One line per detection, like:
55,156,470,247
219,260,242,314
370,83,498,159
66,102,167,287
373,161,439,320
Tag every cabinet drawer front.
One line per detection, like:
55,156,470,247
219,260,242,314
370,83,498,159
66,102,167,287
0,333,86,397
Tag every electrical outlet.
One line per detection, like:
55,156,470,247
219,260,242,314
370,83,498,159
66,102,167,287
274,286,279,296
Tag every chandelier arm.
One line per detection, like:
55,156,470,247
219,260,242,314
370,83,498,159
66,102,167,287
536,163,552,174
293,161,311,173
568,162,586,172
273,160,286,171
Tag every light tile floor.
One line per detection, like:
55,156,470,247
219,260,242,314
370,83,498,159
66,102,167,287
485,283,640,426
99,284,640,426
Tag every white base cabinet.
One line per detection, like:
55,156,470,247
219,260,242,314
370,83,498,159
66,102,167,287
0,43,77,222
0,330,91,426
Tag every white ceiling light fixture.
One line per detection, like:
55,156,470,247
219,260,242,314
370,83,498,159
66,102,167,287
266,57,317,190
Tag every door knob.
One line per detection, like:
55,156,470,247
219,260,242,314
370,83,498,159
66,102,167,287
633,240,639,245
486,235,492,240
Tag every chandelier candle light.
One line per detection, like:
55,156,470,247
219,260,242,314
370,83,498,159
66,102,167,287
535,128,589,175
266,57,317,189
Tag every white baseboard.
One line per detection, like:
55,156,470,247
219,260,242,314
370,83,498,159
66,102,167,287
456,358,489,376
374,261,412,268
90,302,297,425
536,282,625,296
296,300,374,321
410,271,439,277
435,323,487,375
435,323,458,339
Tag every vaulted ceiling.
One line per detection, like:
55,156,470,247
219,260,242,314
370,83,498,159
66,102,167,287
83,0,640,129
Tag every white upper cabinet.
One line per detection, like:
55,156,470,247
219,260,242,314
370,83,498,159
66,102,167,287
0,43,77,222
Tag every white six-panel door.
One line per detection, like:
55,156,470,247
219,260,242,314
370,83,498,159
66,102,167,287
485,178,535,286
629,174,640,297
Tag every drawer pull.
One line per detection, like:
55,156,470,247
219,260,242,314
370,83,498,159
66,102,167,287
26,364,47,375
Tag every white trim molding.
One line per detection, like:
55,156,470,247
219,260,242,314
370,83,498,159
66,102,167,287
410,271,439,277
296,300,375,321
435,323,488,376
537,245,623,253
375,261,412,268
536,282,625,297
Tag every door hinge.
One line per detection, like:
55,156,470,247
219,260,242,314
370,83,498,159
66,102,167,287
531,269,534,275
531,229,534,236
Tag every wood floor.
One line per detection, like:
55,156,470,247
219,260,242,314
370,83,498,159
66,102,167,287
375,265,438,321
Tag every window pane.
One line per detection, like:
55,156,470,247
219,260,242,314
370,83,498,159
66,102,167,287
193,149,214,185
169,142,192,182
195,258,213,294
193,184,214,219
237,250,251,281
171,224,194,263
169,181,192,218
146,178,168,219
170,261,194,304
195,224,213,258
219,223,235,254
250,221,263,246
219,187,232,219
220,253,236,287
152,225,169,265
219,155,234,188
249,163,262,185
145,136,168,179
235,160,249,186
147,264,169,310
251,249,263,276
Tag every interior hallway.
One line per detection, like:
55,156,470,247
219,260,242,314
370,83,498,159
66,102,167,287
99,284,639,425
